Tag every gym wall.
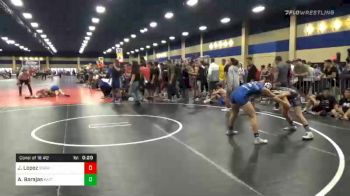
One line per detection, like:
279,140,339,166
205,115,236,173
296,14,350,62
128,8,350,67
0,56,125,69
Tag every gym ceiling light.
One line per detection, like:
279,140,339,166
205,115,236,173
186,0,198,7
10,2,58,54
1,36,30,52
22,13,32,19
92,18,100,24
165,12,174,19
182,32,189,36
80,4,107,54
11,0,23,7
96,6,106,14
252,5,265,13
30,22,39,28
150,22,158,28
199,25,207,31
220,17,231,24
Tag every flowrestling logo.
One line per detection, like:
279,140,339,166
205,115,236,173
285,10,335,16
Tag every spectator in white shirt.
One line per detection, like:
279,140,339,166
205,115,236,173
226,58,240,102
208,58,219,94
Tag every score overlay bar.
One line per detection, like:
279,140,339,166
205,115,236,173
16,154,97,186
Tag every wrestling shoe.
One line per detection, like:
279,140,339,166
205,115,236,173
283,125,297,131
221,108,231,112
226,129,238,136
302,132,314,140
203,99,211,104
272,107,279,111
254,137,268,145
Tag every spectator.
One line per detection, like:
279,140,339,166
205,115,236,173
260,65,268,80
167,60,178,102
150,62,160,98
343,58,350,74
224,58,240,111
333,89,350,120
175,63,182,98
203,82,226,106
160,63,168,95
322,59,338,88
309,64,323,94
238,63,245,85
333,59,343,75
197,61,208,97
303,64,317,96
293,59,309,77
130,61,141,105
266,64,275,83
41,69,47,80
208,58,219,95
227,58,240,92
223,59,231,87
189,61,200,101
303,88,337,116
219,59,226,82
179,63,191,99
246,57,257,82
140,63,151,100
273,56,290,110
292,59,310,96
111,61,122,104
274,56,290,87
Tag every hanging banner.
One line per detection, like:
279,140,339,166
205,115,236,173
116,48,123,62
97,57,104,69
23,60,39,68
22,60,40,73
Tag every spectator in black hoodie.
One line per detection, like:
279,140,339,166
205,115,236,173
246,57,257,82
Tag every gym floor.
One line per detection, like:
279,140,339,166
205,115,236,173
0,76,349,196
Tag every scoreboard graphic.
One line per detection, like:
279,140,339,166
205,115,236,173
16,154,97,186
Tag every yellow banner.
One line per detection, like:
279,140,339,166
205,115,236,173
116,48,123,62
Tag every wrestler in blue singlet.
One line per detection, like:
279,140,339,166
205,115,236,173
230,81,265,106
50,85,60,92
